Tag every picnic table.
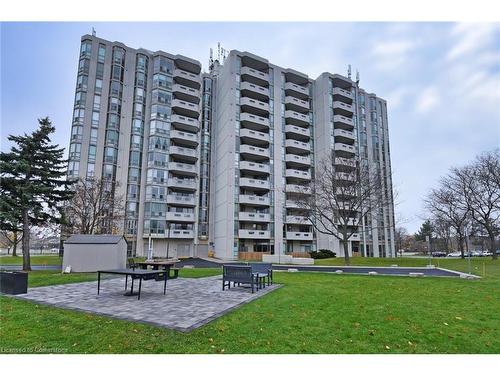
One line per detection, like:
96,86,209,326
135,260,180,279
97,269,168,300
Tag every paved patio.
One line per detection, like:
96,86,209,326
15,276,281,332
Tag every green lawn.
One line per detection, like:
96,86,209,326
1,261,499,353
0,255,62,266
315,257,500,279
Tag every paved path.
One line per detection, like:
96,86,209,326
0,265,62,271
14,276,281,332
272,264,463,277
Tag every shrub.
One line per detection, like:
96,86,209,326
309,249,337,259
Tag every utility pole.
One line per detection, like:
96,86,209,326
166,222,171,259
426,235,431,266
465,226,471,275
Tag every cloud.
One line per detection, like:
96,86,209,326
446,23,499,61
415,86,440,113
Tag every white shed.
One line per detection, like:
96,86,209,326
62,235,127,272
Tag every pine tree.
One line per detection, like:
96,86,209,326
414,219,434,242
0,117,75,270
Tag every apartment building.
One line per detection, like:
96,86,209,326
67,34,395,259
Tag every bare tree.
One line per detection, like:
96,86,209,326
394,226,408,257
0,230,23,256
424,182,470,258
64,178,125,235
295,153,389,265
451,149,500,260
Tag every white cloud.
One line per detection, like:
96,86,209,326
415,86,440,113
446,23,499,61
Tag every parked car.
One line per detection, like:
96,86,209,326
481,251,492,257
432,251,447,257
446,252,462,258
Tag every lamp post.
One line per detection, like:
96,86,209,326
465,226,471,275
166,222,171,259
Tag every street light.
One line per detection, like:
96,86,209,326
165,221,171,259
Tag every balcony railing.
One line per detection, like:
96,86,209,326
239,194,270,206
285,125,310,139
285,110,310,126
285,96,309,112
167,178,197,189
332,101,354,117
286,231,313,240
286,184,312,194
285,139,311,152
286,169,311,180
240,144,270,158
238,229,270,239
239,178,270,190
240,112,270,129
285,154,311,166
238,212,271,222
239,128,270,143
166,194,196,205
169,229,195,238
173,68,201,89
172,84,200,103
166,211,195,222
239,161,270,174
171,114,200,131
240,81,270,100
170,130,199,145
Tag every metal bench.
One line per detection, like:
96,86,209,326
222,265,259,293
250,263,273,288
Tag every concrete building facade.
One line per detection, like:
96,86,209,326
67,35,395,259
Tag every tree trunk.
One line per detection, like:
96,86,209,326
458,235,465,259
343,237,350,266
489,231,497,260
12,231,18,256
21,210,31,271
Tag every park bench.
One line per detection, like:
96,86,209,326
222,265,259,293
250,263,273,288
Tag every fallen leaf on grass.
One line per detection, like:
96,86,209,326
443,322,449,326
455,317,463,320
408,341,413,346
385,345,390,350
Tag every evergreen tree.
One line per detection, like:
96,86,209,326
0,117,75,270
414,219,434,242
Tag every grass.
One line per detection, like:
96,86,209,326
0,255,62,266
1,261,499,353
315,257,500,280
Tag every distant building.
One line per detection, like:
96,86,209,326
67,35,395,259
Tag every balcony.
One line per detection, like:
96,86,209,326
239,178,270,190
333,115,354,131
171,114,200,132
348,233,361,241
239,194,270,206
285,125,310,141
286,184,312,194
240,97,269,116
170,130,199,146
240,81,270,101
334,142,356,158
335,172,356,184
167,178,197,190
168,162,197,176
334,157,357,171
173,68,201,89
169,145,198,162
284,82,309,100
285,139,310,154
285,96,309,113
333,129,355,144
332,101,354,117
286,231,313,240
240,144,270,160
172,84,200,103
238,212,271,222
238,229,270,239
332,87,353,103
285,200,300,208
240,66,269,86
285,154,311,167
169,229,195,238
171,99,200,118
239,161,270,174
286,169,311,181
286,215,310,224
336,218,359,226
166,194,196,206
285,110,310,126
240,128,270,145
166,211,195,222
240,112,270,130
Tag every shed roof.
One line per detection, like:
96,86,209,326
65,235,125,245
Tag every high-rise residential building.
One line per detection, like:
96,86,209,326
67,34,395,259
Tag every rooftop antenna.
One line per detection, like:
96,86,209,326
209,48,214,70
347,64,352,80
356,70,360,85
92,27,96,37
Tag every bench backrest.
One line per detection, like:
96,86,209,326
127,258,136,269
251,263,272,273
223,265,253,281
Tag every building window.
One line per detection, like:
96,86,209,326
88,145,97,162
86,163,95,178
77,75,88,91
95,78,103,93
93,95,101,110
80,40,92,57
154,56,173,75
98,44,106,63
96,62,104,80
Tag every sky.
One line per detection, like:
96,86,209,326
1,22,499,233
